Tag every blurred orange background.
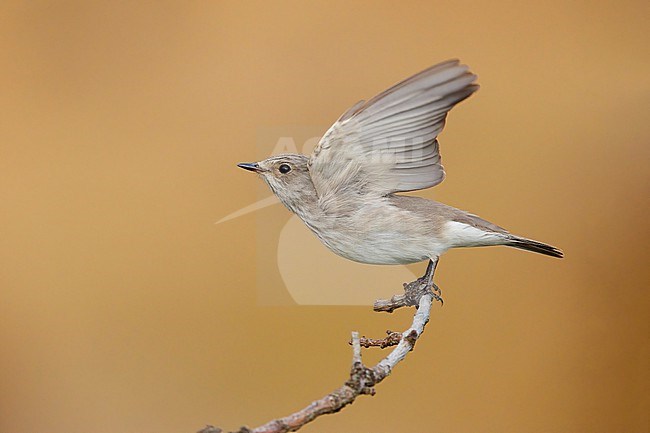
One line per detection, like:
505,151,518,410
1,2,648,432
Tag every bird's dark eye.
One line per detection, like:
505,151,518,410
278,164,291,174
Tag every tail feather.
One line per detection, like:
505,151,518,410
507,236,564,258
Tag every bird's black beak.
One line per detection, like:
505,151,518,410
237,162,262,173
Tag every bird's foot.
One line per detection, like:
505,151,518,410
376,272,442,313
405,277,444,307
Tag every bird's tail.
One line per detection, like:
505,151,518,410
507,236,564,258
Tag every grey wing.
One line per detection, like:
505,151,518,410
309,59,478,202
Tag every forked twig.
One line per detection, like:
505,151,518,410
201,273,437,433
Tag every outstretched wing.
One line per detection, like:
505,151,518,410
309,59,478,207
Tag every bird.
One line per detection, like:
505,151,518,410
237,59,563,299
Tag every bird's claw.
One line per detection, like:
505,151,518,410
431,283,444,306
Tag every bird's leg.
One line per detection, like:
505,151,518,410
417,258,443,305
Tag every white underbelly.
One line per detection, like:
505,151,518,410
298,202,449,265
314,225,443,265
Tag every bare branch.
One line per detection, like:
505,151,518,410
373,291,412,313
350,331,362,362
202,275,437,433
353,330,402,348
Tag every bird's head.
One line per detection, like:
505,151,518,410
237,154,314,213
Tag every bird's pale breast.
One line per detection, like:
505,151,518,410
302,198,447,265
